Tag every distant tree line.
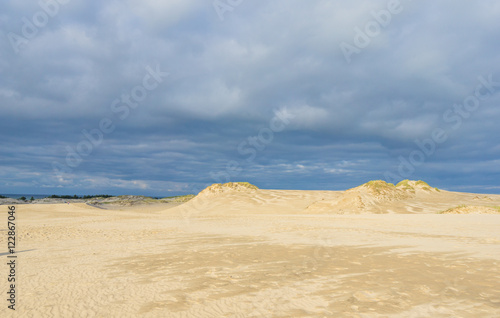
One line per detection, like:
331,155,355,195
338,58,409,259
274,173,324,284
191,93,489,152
1,196,32,201
3,195,114,201
48,194,114,199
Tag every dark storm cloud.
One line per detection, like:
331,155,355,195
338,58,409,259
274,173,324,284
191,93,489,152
1,0,500,195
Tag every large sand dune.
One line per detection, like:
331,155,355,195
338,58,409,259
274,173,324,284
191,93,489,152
169,180,500,216
1,181,500,317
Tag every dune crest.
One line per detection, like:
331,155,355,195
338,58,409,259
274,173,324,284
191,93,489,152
166,179,500,215
354,180,409,200
197,182,259,197
306,180,440,214
395,179,439,193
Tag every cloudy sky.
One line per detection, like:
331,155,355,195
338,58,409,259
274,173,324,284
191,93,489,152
1,0,500,196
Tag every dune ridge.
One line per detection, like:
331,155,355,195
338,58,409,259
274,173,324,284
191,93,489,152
305,180,444,214
166,180,500,215
197,182,259,197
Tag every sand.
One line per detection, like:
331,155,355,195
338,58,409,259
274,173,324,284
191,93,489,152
1,184,500,317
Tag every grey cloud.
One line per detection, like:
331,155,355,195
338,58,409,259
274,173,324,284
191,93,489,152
1,0,500,195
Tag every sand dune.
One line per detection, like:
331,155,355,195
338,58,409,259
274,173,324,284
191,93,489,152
306,180,444,214
169,180,500,216
1,181,500,317
169,182,342,217
441,205,500,214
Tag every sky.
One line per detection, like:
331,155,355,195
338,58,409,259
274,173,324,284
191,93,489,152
1,0,500,196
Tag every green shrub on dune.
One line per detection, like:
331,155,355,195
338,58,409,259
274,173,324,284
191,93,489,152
396,180,415,192
396,180,436,192
364,180,395,194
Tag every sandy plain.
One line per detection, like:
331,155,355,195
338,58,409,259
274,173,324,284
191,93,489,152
1,181,500,317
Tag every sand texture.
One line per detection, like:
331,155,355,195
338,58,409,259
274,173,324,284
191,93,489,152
1,182,500,317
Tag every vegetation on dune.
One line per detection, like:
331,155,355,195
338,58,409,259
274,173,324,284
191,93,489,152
396,180,436,192
439,204,500,214
121,194,196,203
161,194,195,199
163,194,195,202
349,180,442,203
198,182,259,196
85,194,196,206
222,182,259,190
205,182,258,191
439,204,467,214
396,180,410,187
363,180,396,194
396,180,415,192
415,180,432,191
0,195,8,199
366,180,395,186
415,180,431,187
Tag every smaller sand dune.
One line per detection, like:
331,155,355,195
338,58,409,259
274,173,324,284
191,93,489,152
196,182,259,197
305,180,440,214
473,195,493,201
166,182,341,216
440,205,500,214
